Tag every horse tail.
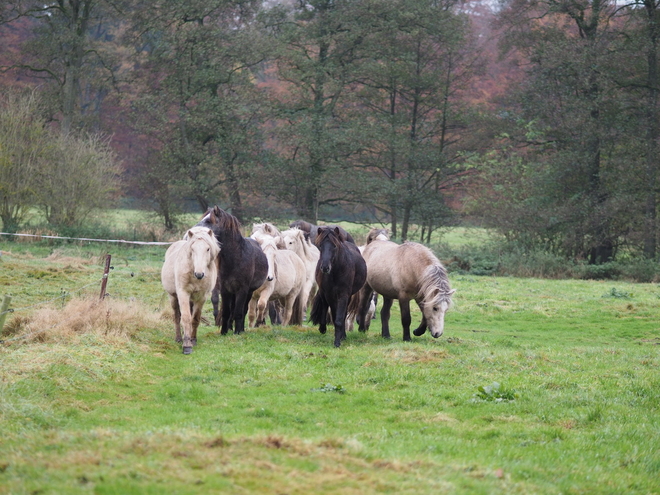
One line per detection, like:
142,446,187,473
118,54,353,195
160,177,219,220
289,291,305,326
346,291,362,324
310,292,326,325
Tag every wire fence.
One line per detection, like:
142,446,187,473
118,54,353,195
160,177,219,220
0,232,173,345
0,232,173,245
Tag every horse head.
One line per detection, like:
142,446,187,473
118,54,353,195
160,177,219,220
259,235,279,282
316,227,344,274
186,228,220,280
419,265,455,338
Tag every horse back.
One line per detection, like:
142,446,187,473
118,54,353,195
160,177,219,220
362,240,427,300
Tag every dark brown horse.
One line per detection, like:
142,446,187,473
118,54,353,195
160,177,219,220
310,227,367,347
289,220,356,245
196,206,268,335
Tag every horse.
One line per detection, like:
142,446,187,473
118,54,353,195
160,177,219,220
161,227,221,354
250,222,282,244
280,227,320,315
345,228,389,331
357,236,455,341
310,227,367,347
289,220,356,245
248,235,307,327
196,206,268,335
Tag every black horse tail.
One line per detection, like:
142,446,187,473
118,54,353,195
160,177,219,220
310,293,326,325
289,292,305,326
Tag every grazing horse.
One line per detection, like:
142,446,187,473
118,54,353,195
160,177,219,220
357,237,455,341
161,227,220,354
248,235,307,327
289,220,356,245
280,227,320,315
196,206,268,335
310,227,367,347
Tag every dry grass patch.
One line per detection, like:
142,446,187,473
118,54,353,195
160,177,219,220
383,347,449,363
2,297,163,344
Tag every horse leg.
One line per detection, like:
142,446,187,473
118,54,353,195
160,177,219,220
220,292,233,335
413,315,428,337
256,293,269,327
400,299,412,342
333,296,350,347
380,297,393,339
248,297,258,328
233,291,250,334
211,285,221,327
191,300,202,346
177,291,194,354
281,296,296,326
169,294,182,343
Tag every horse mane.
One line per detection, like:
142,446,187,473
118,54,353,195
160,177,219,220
283,227,311,258
366,228,389,245
418,262,453,307
186,227,221,257
202,206,242,237
252,222,281,237
315,226,344,249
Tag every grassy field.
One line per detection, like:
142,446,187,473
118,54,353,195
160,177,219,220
0,234,659,494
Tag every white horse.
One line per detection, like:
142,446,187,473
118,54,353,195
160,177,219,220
250,222,281,244
161,227,220,354
280,227,320,316
248,235,307,327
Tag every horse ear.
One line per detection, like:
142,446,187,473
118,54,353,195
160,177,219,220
187,230,194,240
207,228,214,238
317,227,323,236
334,226,345,240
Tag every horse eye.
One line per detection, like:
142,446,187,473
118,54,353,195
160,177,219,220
433,306,438,312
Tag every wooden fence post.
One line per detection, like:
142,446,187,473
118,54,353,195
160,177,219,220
99,254,112,300
0,294,12,334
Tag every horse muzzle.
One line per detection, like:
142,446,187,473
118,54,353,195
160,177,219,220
321,265,331,274
194,272,205,280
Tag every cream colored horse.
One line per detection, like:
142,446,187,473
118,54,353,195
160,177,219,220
357,235,455,341
248,235,307,327
280,227,320,316
161,227,220,354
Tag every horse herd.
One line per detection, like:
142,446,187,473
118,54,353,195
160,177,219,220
161,206,455,354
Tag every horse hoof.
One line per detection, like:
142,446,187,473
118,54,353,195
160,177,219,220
334,342,341,348
319,327,326,335
183,346,193,355
175,338,183,343
413,328,426,336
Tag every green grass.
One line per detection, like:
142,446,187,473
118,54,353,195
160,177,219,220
0,240,659,494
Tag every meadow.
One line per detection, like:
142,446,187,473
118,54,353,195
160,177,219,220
0,218,659,494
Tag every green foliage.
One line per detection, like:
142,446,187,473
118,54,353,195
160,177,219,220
311,383,346,394
473,382,518,402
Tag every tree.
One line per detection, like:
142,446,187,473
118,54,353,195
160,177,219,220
267,0,371,222
0,0,126,134
489,0,635,262
0,89,47,232
129,0,268,223
352,0,478,240
37,131,121,227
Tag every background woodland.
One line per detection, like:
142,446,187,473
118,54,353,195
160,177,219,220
2,0,660,264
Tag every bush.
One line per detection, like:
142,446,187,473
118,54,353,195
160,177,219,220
434,240,660,282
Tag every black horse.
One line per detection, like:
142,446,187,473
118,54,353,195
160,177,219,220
310,227,367,347
196,206,268,335
289,220,356,245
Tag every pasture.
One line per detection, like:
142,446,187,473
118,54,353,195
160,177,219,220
0,233,659,494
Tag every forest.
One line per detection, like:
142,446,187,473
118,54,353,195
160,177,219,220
1,0,659,264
